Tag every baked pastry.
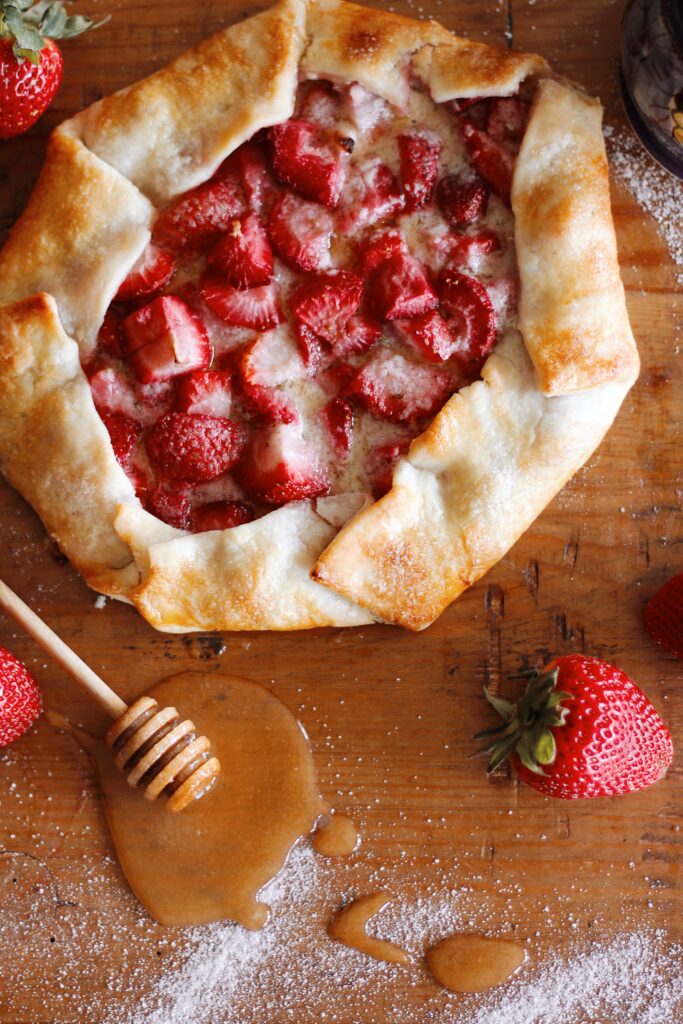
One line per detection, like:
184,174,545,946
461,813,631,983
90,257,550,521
0,0,639,632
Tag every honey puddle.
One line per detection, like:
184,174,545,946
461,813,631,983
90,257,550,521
427,934,525,992
328,893,410,964
71,672,324,929
312,813,360,857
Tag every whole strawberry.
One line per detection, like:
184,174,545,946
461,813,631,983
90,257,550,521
643,572,683,660
0,645,42,747
0,1,102,140
476,654,673,799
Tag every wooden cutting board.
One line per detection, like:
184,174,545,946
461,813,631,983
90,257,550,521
0,1,681,1021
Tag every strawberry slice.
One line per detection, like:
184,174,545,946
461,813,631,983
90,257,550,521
643,573,683,660
345,349,454,424
392,309,455,363
367,438,411,498
146,483,192,529
146,412,247,483
176,370,233,418
357,230,409,276
318,361,358,397
207,213,274,289
97,308,124,359
293,320,327,373
439,268,498,371
398,129,442,211
89,365,175,425
239,328,308,387
235,422,331,506
338,159,405,232
446,229,501,266
115,245,176,301
268,190,334,272
232,141,278,214
99,412,142,468
200,274,283,330
239,381,298,425
152,173,246,253
322,396,355,456
330,314,382,359
369,251,438,321
436,172,489,227
461,120,514,204
191,501,254,533
297,81,340,128
290,271,364,343
269,119,347,208
486,97,530,148
122,296,212,384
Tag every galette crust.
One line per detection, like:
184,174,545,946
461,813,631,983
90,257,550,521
0,0,639,633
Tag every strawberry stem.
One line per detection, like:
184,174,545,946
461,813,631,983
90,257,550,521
0,0,106,62
474,667,573,775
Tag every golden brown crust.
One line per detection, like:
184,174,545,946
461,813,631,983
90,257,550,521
412,35,549,102
65,0,307,205
512,79,640,395
0,295,138,591
0,129,153,355
313,333,632,629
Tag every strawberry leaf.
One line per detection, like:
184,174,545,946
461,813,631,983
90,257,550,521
2,5,45,50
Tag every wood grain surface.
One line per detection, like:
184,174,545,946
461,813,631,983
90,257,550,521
0,1,681,1021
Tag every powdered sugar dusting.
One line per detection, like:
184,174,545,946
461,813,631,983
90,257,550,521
606,125,683,283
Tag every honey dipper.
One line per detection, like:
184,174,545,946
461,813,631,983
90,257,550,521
0,580,221,812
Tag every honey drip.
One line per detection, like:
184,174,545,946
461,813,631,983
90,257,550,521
427,934,525,992
312,814,360,857
328,893,410,964
74,672,324,929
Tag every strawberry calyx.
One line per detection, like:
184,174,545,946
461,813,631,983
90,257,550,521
475,668,574,775
0,0,103,63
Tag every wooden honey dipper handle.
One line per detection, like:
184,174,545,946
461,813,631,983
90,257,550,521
0,580,126,718
0,580,221,812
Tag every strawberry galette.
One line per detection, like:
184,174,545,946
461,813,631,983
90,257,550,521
0,0,639,632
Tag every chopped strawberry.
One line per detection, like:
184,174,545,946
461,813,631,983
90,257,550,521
446,229,501,266
239,380,298,425
330,314,382,359
200,274,283,330
269,119,347,208
369,251,438,321
338,159,404,232
235,422,331,506
99,411,142,468
461,120,514,203
176,370,233,418
268,190,334,272
146,412,247,483
115,245,176,301
297,81,340,128
290,271,363,343
398,130,442,211
439,268,498,371
232,141,278,214
392,309,455,363
239,328,308,387
322,396,355,456
447,96,484,115
345,348,454,424
293,320,327,373
486,97,530,148
97,308,124,359
317,361,358,397
191,500,254,533
122,296,212,384
89,365,175,425
207,213,274,289
357,230,409,276
152,173,246,254
146,483,192,529
367,438,411,498
436,173,489,227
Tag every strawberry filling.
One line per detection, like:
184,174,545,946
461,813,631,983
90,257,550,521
91,82,522,531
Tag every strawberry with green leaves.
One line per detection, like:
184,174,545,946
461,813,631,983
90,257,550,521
0,0,102,140
476,654,673,799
